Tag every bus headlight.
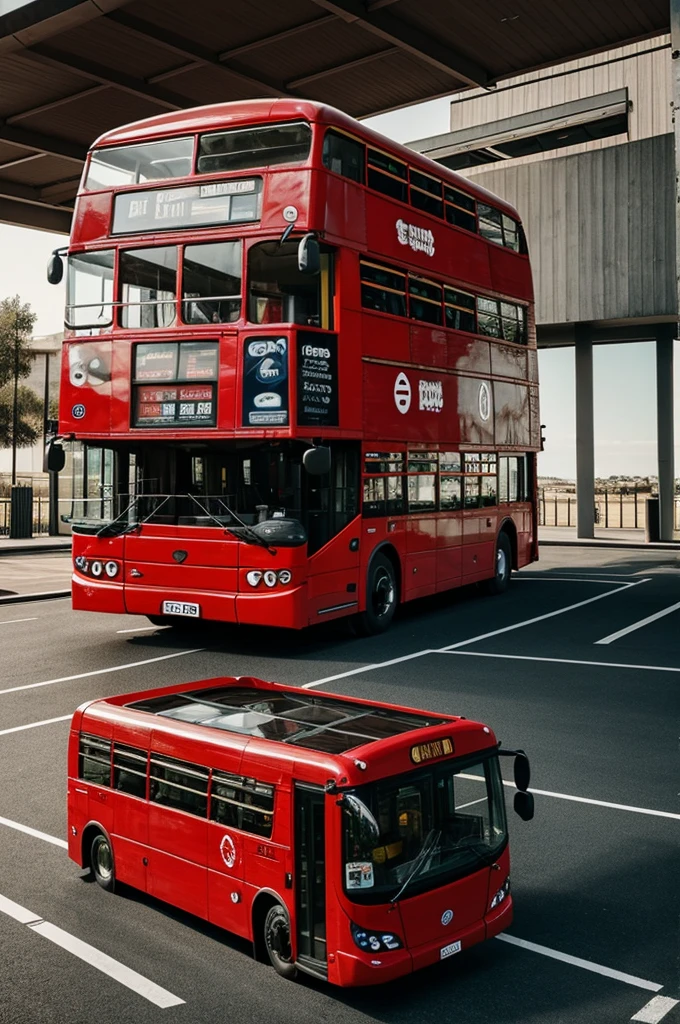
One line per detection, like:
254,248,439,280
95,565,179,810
489,876,510,909
278,569,292,584
263,570,278,588
246,571,262,587
104,561,119,578
91,560,103,578
350,922,403,952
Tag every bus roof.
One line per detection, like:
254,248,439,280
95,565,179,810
90,98,521,222
77,676,497,784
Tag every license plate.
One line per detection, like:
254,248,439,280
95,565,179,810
440,940,462,960
162,601,200,618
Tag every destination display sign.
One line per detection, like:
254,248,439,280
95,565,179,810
113,178,262,234
296,333,338,427
132,341,218,428
410,737,454,764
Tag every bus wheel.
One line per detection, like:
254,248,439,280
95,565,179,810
263,904,297,980
484,532,512,595
91,832,115,892
356,553,397,635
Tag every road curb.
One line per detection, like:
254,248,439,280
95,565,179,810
539,539,679,551
0,591,70,605
0,544,71,556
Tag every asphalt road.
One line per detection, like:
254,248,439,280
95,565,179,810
0,544,678,1024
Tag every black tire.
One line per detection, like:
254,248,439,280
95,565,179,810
356,552,398,636
90,832,115,892
483,532,512,595
263,904,297,980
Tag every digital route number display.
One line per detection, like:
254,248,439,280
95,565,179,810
133,341,218,427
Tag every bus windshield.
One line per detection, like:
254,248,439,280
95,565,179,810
342,753,506,902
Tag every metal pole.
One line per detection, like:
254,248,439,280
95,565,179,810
11,317,19,487
655,327,675,540
575,324,595,538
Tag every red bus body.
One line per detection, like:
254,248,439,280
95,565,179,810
67,677,524,985
56,99,539,630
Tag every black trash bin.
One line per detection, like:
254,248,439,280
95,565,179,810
9,486,33,540
644,496,659,543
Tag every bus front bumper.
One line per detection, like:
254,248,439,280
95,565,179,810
72,575,309,629
332,897,513,987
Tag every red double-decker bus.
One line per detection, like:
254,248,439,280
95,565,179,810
68,676,534,986
48,99,539,633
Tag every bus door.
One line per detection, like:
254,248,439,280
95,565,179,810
295,784,327,970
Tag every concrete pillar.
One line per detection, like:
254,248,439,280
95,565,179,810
656,326,675,541
575,324,595,538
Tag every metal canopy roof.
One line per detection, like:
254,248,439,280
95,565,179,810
0,0,670,232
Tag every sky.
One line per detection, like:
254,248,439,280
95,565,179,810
1,93,678,481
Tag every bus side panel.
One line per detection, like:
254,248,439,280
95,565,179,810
435,516,462,591
207,822,250,940
462,509,497,581
403,518,437,601
146,806,208,919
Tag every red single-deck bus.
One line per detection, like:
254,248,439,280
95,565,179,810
48,99,540,633
68,676,534,986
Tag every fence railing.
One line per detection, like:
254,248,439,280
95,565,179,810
0,495,51,536
539,489,680,531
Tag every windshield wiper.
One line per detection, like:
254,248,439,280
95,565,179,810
390,829,441,904
180,494,277,555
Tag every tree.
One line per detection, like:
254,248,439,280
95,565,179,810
0,295,39,484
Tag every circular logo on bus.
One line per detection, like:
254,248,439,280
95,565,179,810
394,372,411,414
441,909,454,926
220,833,237,869
478,382,491,422
72,403,86,420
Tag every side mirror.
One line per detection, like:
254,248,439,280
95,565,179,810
45,441,65,473
47,252,64,285
514,790,534,822
297,233,320,275
513,751,531,792
303,446,331,476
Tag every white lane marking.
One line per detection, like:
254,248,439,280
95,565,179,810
496,933,662,992
303,580,648,690
0,892,184,1008
513,577,629,585
595,600,680,645
454,797,488,810
302,649,436,689
631,996,680,1022
457,773,680,822
438,649,680,675
439,579,650,651
0,815,68,849
0,617,38,625
0,647,207,696
0,714,71,737
116,625,171,634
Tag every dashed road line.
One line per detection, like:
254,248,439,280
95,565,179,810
496,933,662,992
0,617,38,626
595,600,680,645
439,649,680,675
0,715,71,737
631,995,680,1022
0,815,67,849
0,893,184,1008
0,646,207,696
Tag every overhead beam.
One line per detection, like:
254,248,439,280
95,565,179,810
288,47,399,88
218,15,338,60
309,0,492,87
106,10,294,98
7,85,108,124
0,122,85,165
0,152,46,172
20,45,189,110
0,177,74,214
0,195,72,234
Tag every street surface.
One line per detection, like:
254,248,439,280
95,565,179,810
0,544,678,1024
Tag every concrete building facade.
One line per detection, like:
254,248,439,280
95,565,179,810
411,39,677,539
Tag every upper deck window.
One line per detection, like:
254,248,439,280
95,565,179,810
182,241,241,325
322,129,365,183
84,138,194,191
197,122,312,175
119,246,177,329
